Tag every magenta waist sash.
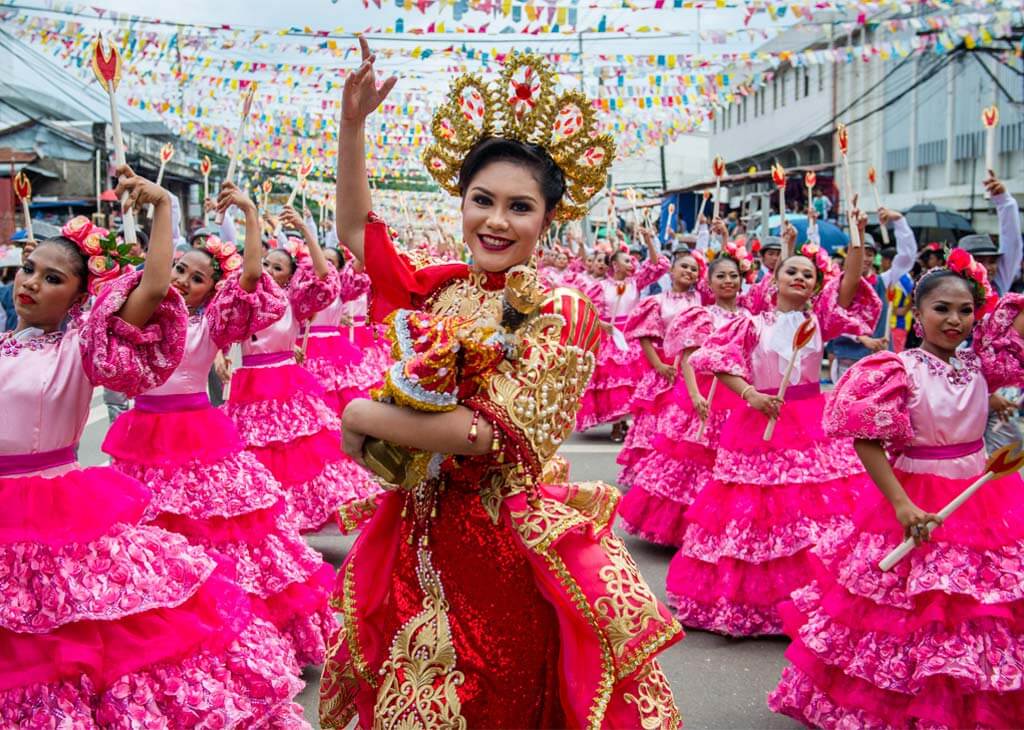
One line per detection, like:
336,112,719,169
0,444,77,476
135,392,210,413
903,439,985,460
759,381,821,401
241,351,293,367
612,315,630,326
310,325,341,334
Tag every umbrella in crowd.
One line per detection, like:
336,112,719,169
901,203,974,247
767,213,849,253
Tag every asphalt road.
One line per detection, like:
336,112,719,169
78,395,802,730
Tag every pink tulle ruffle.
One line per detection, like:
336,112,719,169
618,485,692,547
0,617,307,730
715,392,865,485
282,457,381,533
104,405,244,466
0,569,246,691
256,563,336,666
0,468,149,547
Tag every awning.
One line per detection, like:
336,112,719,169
0,163,59,179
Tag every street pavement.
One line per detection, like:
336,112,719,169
78,394,802,729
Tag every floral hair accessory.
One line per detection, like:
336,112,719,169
199,235,243,282
423,53,615,222
793,240,837,291
282,236,311,263
716,240,756,284
945,248,998,316
60,215,141,295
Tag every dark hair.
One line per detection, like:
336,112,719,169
879,246,897,260
708,255,740,276
38,237,88,292
326,247,346,270
118,227,149,252
913,269,979,309
672,249,699,266
458,137,567,214
605,249,630,267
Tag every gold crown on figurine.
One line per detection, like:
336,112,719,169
422,53,615,222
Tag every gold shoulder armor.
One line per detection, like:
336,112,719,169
479,285,600,473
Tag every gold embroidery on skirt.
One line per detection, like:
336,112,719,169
624,661,683,730
373,547,467,729
318,626,360,729
595,534,666,657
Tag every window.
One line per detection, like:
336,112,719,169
713,115,717,134
781,72,787,106
818,65,825,92
804,68,810,97
773,77,778,110
754,90,759,118
742,96,748,123
887,170,895,194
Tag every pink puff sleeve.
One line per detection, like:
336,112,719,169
664,307,713,359
568,258,585,273
289,263,341,322
78,269,187,397
338,267,371,301
689,314,757,380
582,278,610,320
205,271,287,349
973,293,1024,390
813,274,882,341
624,296,666,343
633,255,671,291
823,351,913,445
739,275,776,315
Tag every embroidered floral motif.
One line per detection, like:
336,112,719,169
373,547,466,730
0,331,63,357
903,348,980,387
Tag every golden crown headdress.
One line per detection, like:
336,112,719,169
422,54,615,222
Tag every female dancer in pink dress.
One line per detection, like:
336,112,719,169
667,217,880,636
303,247,380,414
620,239,755,546
1,170,305,726
616,248,703,493
770,254,1024,728
225,206,377,534
103,185,335,667
577,233,669,441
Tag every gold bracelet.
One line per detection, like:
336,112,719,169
740,385,755,401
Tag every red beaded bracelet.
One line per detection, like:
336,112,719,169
467,410,481,443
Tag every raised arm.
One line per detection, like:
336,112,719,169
838,204,867,310
216,182,262,293
112,165,175,328
282,205,330,280
336,36,397,265
986,173,1022,294
879,208,916,289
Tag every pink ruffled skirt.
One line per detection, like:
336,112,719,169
303,329,387,414
666,388,869,636
619,375,739,547
576,332,644,431
103,399,337,666
225,361,380,533
0,466,307,727
769,467,1024,729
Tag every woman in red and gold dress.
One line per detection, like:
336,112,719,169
318,41,681,729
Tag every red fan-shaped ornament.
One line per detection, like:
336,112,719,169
262,180,273,195
13,171,31,201
711,155,726,179
200,156,212,177
982,106,999,129
867,166,877,186
836,123,849,157
91,36,121,93
160,143,175,164
771,163,786,189
804,171,816,189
